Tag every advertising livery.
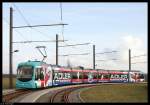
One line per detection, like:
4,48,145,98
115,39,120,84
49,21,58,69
16,61,145,89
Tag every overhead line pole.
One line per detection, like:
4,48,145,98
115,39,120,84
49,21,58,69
93,45,95,70
128,49,131,83
56,34,58,65
9,7,13,89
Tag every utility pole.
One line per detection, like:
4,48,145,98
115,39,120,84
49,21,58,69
93,45,95,70
128,49,131,83
9,7,13,89
56,34,58,65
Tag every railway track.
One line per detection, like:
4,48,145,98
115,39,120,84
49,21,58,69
3,89,32,102
50,84,97,103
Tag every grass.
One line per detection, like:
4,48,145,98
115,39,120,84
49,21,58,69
80,83,148,103
2,77,16,89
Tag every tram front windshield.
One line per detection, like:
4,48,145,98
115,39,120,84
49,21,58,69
17,65,33,82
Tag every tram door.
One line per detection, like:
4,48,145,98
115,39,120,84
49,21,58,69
45,66,53,87
35,66,44,88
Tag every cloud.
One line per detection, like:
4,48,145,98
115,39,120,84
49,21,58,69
117,35,147,72
120,35,143,50
118,35,145,62
95,35,147,73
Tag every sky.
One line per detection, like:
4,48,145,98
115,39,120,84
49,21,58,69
3,2,148,74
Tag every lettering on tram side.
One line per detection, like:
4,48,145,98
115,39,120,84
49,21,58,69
54,72,71,80
110,74,128,80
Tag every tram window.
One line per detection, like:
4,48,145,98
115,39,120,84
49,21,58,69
93,73,97,79
79,72,83,79
35,69,39,80
72,72,78,79
98,74,102,79
53,72,55,80
35,71,38,80
83,72,88,79
103,74,110,79
139,74,144,79
40,69,44,80
17,65,33,82
35,68,42,80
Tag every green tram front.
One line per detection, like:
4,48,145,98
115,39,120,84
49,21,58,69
16,60,52,89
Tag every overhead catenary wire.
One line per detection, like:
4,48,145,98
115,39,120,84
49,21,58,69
3,17,28,41
8,5,43,50
11,4,37,43
13,23,68,28
59,53,90,56
59,2,65,42
59,43,91,47
131,54,147,59
12,3,66,39
96,50,118,54
96,59,118,62
13,40,68,43
12,3,49,39
131,61,147,64
11,3,69,50
13,3,30,26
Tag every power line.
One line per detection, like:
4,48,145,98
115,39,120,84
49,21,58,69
3,17,40,49
13,40,68,43
59,43,91,47
30,28,54,39
96,50,118,55
131,61,147,64
12,3,49,39
3,13,38,47
131,54,147,59
13,3,31,26
13,3,67,40
59,53,90,56
96,59,118,62
3,17,29,41
14,30,29,41
13,23,68,28
12,3,69,55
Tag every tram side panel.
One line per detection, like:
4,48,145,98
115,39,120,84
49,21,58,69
52,68,72,86
34,64,53,88
44,66,53,87
82,70,98,83
109,72,128,83
91,70,98,83
71,70,83,84
98,71,110,83
130,71,145,82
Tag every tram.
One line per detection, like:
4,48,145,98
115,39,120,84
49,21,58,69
16,60,145,89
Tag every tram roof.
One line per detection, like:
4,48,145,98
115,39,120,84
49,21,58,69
18,60,46,67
